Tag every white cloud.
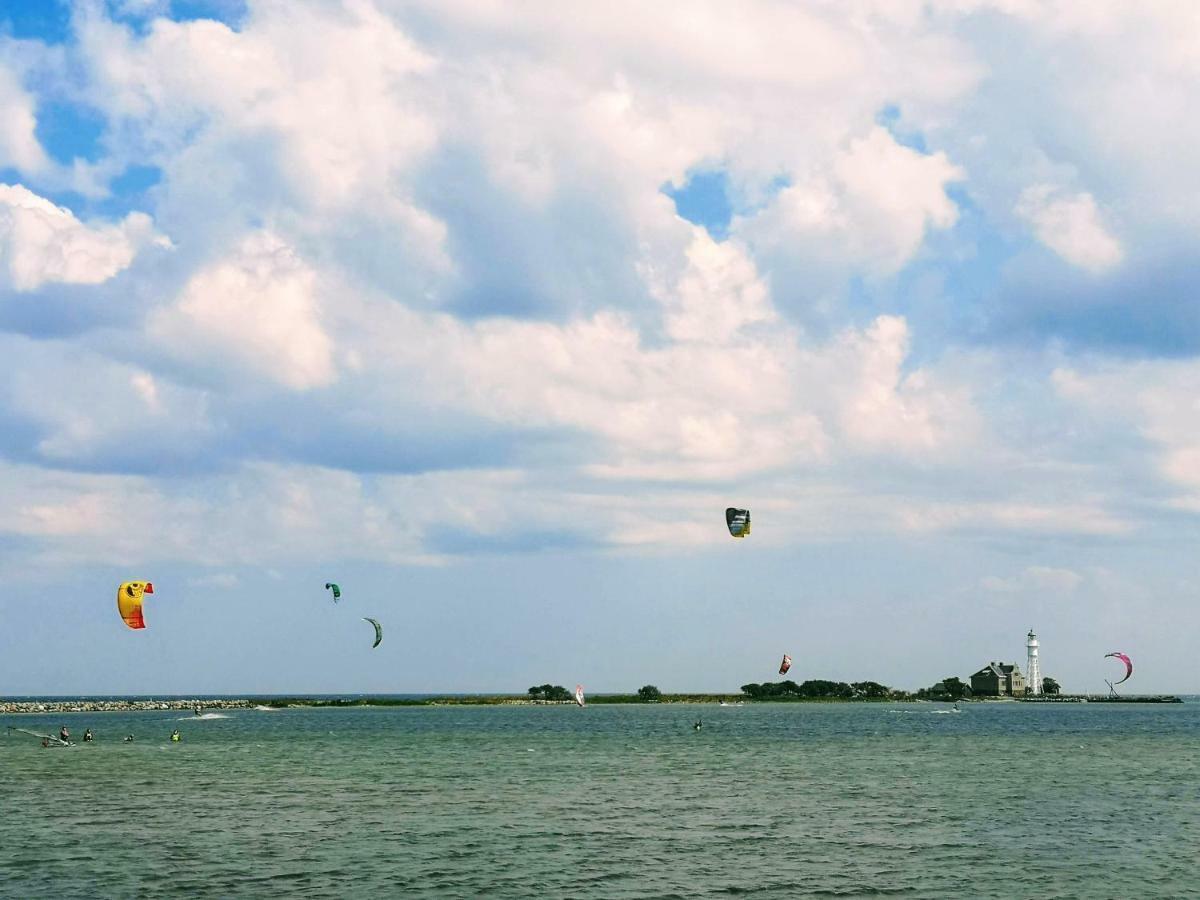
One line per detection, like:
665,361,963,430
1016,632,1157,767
0,184,169,291
79,2,437,211
830,127,965,272
440,307,828,481
743,127,964,276
149,231,336,391
342,286,985,485
651,230,776,344
0,64,48,174
820,315,976,454
0,0,1189,571
1054,359,1200,508
1016,185,1122,273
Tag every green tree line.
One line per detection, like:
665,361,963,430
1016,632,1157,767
740,680,897,700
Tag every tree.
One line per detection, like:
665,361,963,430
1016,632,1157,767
1042,677,1061,695
637,685,661,702
852,681,891,699
798,679,853,699
941,677,970,700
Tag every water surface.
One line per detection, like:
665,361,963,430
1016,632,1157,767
4,701,1199,897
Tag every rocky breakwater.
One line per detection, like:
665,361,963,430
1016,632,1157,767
0,698,252,714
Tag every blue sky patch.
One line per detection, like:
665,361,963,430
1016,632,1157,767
102,0,247,34
0,1,72,44
664,169,790,239
663,169,734,239
170,0,247,28
34,101,106,164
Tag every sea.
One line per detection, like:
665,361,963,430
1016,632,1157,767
3,700,1199,898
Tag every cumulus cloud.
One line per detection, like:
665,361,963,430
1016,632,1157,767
1016,185,1123,273
347,285,986,483
0,64,48,174
149,231,336,391
743,127,964,277
0,184,169,291
651,231,776,344
0,0,1192,574
78,3,437,209
819,315,976,454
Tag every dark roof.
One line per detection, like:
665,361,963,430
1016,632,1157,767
971,662,1024,679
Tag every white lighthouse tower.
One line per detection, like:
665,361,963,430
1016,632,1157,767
1026,629,1042,696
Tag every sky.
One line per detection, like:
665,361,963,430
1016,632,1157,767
1,0,1199,695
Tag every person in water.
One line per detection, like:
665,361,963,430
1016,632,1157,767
83,729,94,742
123,735,134,743
693,718,702,731
58,725,70,743
170,729,181,742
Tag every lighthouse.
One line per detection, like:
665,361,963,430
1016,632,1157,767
1026,629,1042,696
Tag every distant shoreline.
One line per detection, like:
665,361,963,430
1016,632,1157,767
4,694,879,714
1,693,1184,714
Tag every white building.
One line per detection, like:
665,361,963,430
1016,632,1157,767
1026,629,1042,696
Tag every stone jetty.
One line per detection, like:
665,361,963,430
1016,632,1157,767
1,698,252,715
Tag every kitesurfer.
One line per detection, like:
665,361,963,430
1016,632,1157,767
83,729,94,742
170,729,181,743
